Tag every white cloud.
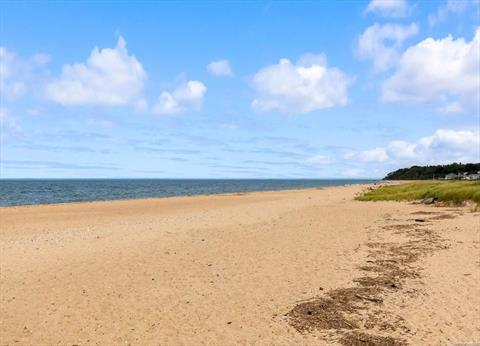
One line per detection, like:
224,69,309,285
0,47,49,99
343,151,356,160
382,29,480,110
321,129,478,176
0,108,17,129
1,49,16,72
414,129,480,164
360,148,389,162
365,0,411,18
357,23,418,71
387,140,417,159
428,0,472,26
419,129,479,154
251,54,351,114
350,129,480,166
46,37,147,106
437,101,464,114
31,53,50,66
153,80,207,115
0,108,21,140
135,98,148,112
306,154,334,165
207,59,233,77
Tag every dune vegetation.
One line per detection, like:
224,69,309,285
356,180,480,209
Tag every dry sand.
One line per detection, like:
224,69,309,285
0,184,479,345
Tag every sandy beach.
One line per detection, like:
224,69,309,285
1,184,479,345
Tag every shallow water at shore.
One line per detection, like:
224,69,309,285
0,179,375,207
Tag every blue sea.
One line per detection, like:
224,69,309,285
0,179,376,207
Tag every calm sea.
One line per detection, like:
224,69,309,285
0,179,376,207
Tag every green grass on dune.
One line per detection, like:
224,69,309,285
356,180,480,207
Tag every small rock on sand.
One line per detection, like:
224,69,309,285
421,197,437,205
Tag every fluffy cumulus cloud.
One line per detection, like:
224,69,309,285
46,37,147,107
251,54,351,114
417,129,480,161
382,29,480,110
365,0,411,18
357,23,418,71
153,80,207,115
207,59,233,77
348,129,480,165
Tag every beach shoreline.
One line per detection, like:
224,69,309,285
1,183,478,345
0,182,378,210
0,179,378,208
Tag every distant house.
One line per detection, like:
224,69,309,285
445,173,458,180
445,171,480,180
464,173,480,180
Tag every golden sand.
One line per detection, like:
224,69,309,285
1,184,478,345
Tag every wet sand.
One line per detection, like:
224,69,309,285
1,184,478,345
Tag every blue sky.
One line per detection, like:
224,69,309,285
1,0,479,178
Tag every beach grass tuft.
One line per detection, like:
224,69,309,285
356,181,480,209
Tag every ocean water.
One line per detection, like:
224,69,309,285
0,179,376,207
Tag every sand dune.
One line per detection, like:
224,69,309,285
1,184,478,345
